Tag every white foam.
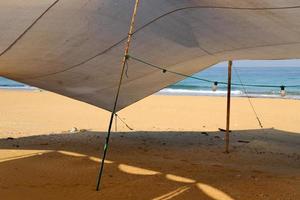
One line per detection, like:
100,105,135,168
157,88,243,96
156,88,300,99
0,86,38,90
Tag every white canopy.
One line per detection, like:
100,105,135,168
1,0,300,111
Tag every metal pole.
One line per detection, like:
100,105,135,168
95,0,140,191
225,60,232,153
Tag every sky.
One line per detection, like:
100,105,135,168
213,59,300,68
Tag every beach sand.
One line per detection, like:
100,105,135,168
0,90,299,200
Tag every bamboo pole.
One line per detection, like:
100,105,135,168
95,0,140,191
225,60,232,153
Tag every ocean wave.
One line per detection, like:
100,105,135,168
0,85,37,90
157,88,300,99
158,88,242,96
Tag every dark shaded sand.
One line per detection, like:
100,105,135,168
0,129,299,200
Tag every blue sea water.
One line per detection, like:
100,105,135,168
159,60,300,99
0,77,34,90
1,60,300,98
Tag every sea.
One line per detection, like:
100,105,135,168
158,60,300,99
0,77,35,90
1,60,300,99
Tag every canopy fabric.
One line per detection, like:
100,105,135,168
0,0,300,112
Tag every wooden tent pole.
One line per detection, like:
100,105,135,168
225,60,232,153
95,0,140,191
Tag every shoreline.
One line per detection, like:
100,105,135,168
1,87,300,100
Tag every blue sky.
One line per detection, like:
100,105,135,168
213,59,300,67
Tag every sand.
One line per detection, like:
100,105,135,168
0,90,299,200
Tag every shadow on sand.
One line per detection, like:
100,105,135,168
0,129,299,200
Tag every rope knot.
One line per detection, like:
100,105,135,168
124,54,130,60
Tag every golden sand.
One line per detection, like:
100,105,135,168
0,90,299,199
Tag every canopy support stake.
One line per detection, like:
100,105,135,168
225,60,232,153
95,0,140,191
